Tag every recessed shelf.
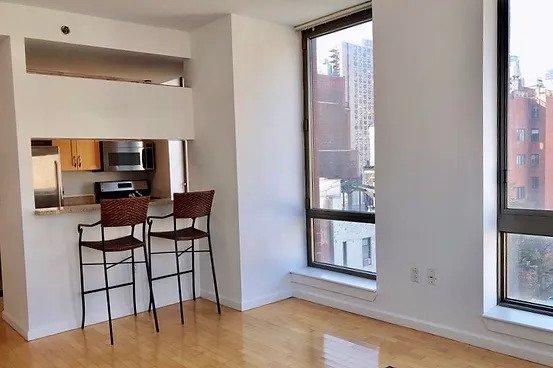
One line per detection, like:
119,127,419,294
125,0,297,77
26,68,182,87
25,38,188,87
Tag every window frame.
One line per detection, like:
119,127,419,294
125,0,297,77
302,9,375,279
497,0,553,316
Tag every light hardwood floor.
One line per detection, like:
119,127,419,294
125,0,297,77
0,298,547,368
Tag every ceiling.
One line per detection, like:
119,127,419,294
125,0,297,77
4,0,366,31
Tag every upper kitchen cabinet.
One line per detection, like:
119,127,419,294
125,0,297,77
52,139,101,171
21,39,194,140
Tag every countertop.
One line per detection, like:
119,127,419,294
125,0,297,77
34,197,172,216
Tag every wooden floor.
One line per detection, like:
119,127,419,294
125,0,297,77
0,298,547,368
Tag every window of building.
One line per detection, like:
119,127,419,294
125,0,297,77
516,154,525,165
532,105,539,119
530,154,540,167
531,129,540,142
342,241,348,266
303,10,375,278
498,0,553,315
516,186,525,200
516,128,525,142
531,176,539,190
362,237,372,267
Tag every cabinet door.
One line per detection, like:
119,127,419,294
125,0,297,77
75,139,101,171
51,139,76,171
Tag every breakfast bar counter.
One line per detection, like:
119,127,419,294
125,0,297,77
34,197,173,216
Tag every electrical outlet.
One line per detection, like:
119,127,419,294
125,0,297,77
427,268,437,285
410,267,420,283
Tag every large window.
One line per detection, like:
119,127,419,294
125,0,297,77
498,0,553,315
303,10,375,278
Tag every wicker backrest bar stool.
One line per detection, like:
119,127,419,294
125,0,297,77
147,190,220,324
77,196,159,345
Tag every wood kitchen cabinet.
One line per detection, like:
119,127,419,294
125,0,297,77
51,139,101,171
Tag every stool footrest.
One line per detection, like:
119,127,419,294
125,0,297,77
152,269,192,281
83,260,146,269
84,281,134,295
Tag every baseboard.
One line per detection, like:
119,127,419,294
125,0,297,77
2,310,29,340
200,289,292,311
240,290,292,311
200,289,242,310
23,296,192,341
292,284,553,367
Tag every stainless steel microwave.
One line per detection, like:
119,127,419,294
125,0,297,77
102,140,155,172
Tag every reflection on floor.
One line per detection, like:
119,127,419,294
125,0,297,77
0,298,547,367
323,334,379,367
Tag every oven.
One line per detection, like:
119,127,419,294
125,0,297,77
102,140,155,172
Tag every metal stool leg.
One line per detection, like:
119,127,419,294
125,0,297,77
131,248,137,316
207,233,221,314
101,229,114,345
147,222,153,313
143,242,159,332
174,238,185,324
191,239,196,301
78,232,86,329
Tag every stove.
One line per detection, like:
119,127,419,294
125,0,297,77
94,180,151,203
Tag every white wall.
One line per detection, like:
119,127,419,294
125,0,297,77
294,0,553,365
189,16,243,308
0,2,195,339
231,15,305,308
0,3,189,58
0,35,29,333
189,15,305,310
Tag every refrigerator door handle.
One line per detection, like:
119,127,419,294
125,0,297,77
55,160,63,209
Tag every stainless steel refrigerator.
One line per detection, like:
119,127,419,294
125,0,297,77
32,146,62,209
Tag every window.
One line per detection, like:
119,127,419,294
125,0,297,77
530,154,539,167
531,176,539,190
516,154,525,165
532,105,539,119
362,237,372,267
516,128,525,142
515,186,525,200
531,129,540,143
498,0,553,315
303,10,375,278
342,242,348,266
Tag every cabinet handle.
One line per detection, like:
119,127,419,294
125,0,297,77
78,156,82,168
72,156,77,168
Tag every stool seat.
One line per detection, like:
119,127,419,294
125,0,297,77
150,227,208,241
81,236,144,252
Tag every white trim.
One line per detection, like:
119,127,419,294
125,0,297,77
200,289,292,311
290,267,377,301
293,2,371,31
292,285,553,366
200,289,242,311
2,311,29,341
241,290,292,311
17,297,191,341
483,306,553,345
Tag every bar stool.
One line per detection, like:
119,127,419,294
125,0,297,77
77,196,159,345
147,190,220,324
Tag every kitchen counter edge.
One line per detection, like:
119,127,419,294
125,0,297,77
34,197,173,216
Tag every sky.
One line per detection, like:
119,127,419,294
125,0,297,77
510,0,553,85
315,21,373,74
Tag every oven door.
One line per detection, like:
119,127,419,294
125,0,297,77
102,141,145,171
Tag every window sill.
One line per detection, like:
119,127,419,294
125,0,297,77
289,267,377,301
483,305,553,345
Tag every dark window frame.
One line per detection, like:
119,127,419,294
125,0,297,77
302,9,375,279
497,0,553,316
